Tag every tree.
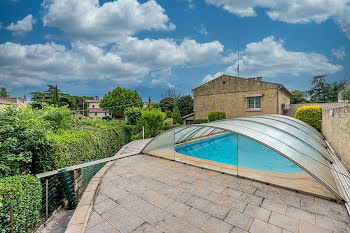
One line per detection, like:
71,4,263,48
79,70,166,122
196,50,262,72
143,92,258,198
308,75,333,102
176,95,193,116
330,80,345,102
341,89,350,102
124,107,142,125
290,90,307,104
161,89,179,99
160,97,176,112
100,87,143,118
172,106,182,124
0,87,8,97
138,108,166,137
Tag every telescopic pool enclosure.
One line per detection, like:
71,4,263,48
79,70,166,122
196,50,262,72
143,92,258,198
142,114,350,201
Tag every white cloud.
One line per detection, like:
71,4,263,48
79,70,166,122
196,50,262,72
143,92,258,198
221,52,237,63
0,37,224,88
42,0,175,44
6,14,36,35
202,36,342,83
117,37,223,68
195,24,208,35
331,47,346,60
205,0,350,39
186,0,195,9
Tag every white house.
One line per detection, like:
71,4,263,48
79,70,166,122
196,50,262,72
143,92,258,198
86,98,110,118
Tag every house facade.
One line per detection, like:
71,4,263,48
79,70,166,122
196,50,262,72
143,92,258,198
192,75,291,119
86,98,110,118
0,95,26,108
338,83,350,102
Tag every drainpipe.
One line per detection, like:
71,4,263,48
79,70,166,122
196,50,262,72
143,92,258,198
277,85,282,114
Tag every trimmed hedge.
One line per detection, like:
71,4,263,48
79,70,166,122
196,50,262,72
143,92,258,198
208,111,226,122
192,119,209,124
0,175,42,233
295,106,322,131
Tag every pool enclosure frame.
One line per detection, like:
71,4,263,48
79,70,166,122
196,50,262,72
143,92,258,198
142,115,350,202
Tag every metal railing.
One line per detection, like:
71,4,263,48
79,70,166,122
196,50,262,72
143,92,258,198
1,144,139,233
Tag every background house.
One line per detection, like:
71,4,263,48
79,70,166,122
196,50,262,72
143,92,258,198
338,83,350,102
86,97,110,118
192,75,291,119
0,94,26,108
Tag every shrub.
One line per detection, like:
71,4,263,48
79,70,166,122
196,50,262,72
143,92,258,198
208,111,226,122
192,119,209,124
0,175,42,233
163,118,174,130
0,106,53,177
138,108,166,137
102,116,112,121
172,106,182,125
39,104,73,130
165,110,172,118
124,106,142,125
295,106,322,131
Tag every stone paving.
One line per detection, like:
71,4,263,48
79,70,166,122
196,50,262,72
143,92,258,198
85,144,350,233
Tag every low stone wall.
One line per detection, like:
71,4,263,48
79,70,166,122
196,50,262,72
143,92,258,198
322,106,350,172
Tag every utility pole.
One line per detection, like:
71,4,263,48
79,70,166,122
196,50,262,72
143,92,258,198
82,98,84,117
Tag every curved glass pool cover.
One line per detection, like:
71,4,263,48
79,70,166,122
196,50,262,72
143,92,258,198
142,115,343,200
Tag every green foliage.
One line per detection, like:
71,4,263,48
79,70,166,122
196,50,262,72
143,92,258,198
208,111,226,122
39,104,74,130
341,89,350,101
165,110,172,118
124,107,142,125
145,103,161,110
290,90,307,104
295,106,322,131
172,106,182,125
0,87,7,97
192,119,209,124
102,116,112,121
175,95,193,116
138,108,166,137
100,87,143,118
160,97,176,112
0,175,42,233
0,106,53,177
163,118,174,130
307,76,344,103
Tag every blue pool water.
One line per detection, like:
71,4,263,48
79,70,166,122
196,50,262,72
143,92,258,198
175,133,304,173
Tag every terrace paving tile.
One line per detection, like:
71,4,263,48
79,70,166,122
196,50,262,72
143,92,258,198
87,152,350,233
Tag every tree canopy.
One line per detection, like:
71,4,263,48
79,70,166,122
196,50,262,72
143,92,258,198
175,95,193,116
100,87,143,118
290,90,307,104
0,88,8,97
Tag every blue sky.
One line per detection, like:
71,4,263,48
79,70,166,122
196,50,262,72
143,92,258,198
0,0,349,102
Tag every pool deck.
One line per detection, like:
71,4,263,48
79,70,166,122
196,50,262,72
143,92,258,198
85,142,350,233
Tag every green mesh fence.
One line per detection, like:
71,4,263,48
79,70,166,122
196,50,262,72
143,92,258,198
82,161,107,186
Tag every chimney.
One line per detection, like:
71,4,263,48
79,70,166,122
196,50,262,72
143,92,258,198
149,96,151,105
95,96,99,100
6,94,11,98
256,77,262,81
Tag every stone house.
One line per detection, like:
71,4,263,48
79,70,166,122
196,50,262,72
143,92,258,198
338,83,350,102
0,94,27,108
86,98,110,118
192,75,291,120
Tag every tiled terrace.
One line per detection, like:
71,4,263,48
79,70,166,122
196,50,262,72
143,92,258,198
86,153,350,233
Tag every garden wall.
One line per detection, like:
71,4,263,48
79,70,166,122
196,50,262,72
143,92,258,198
322,105,350,172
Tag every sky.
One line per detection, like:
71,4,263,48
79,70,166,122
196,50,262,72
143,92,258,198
0,0,349,102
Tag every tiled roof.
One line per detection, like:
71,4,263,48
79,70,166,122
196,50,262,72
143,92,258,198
182,112,194,119
86,99,100,103
283,102,350,117
0,100,13,105
89,108,108,113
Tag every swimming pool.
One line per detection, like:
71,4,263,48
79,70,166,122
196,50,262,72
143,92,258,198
175,133,304,173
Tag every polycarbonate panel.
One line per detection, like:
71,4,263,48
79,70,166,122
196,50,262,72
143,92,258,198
142,115,342,200
236,135,336,198
174,127,237,175
142,129,175,160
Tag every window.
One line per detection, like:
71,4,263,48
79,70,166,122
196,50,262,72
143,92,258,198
248,97,261,109
105,112,107,116
92,105,95,108
95,112,97,116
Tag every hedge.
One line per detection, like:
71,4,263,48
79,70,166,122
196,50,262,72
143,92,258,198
38,125,132,172
0,175,42,233
295,106,322,131
163,118,174,130
192,119,209,124
208,111,226,122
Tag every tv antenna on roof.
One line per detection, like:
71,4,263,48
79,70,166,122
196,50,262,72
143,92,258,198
237,35,240,77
